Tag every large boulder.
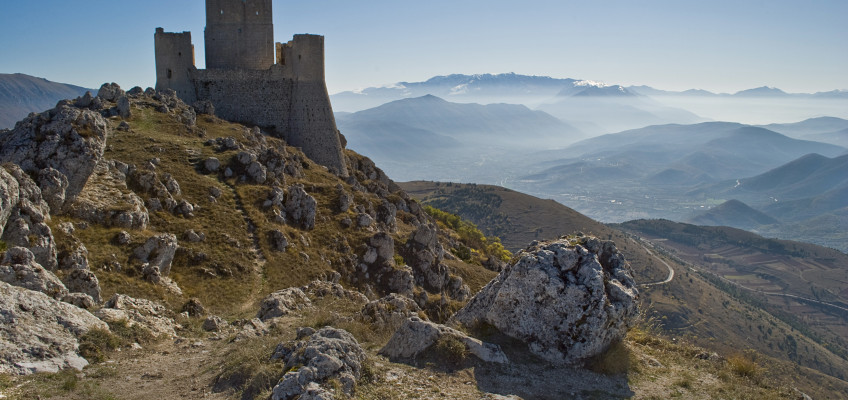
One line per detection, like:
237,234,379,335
0,281,108,375
270,327,367,400
0,247,67,299
380,317,508,364
0,102,109,208
453,236,639,365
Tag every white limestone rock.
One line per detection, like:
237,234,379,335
284,184,317,230
359,294,421,326
0,280,108,375
0,103,109,206
96,293,177,338
380,317,508,364
133,233,178,277
270,327,367,400
257,287,313,321
0,247,67,299
453,236,640,365
63,268,102,303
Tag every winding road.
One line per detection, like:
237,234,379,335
637,241,675,287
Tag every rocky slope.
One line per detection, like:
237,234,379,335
0,85,833,399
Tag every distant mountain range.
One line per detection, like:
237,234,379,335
336,95,585,173
687,199,779,229
332,73,848,113
0,73,91,129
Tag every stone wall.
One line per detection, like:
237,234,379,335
204,0,274,70
154,29,196,102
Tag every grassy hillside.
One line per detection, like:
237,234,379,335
616,219,848,388
2,93,846,399
399,181,670,284
398,181,848,397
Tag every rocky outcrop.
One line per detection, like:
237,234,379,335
95,294,177,338
65,160,149,230
355,232,414,296
284,184,317,230
0,247,67,299
402,223,470,301
300,280,368,304
0,165,57,269
0,101,109,209
359,294,422,326
453,236,640,365
97,82,126,102
257,288,313,321
63,268,102,303
380,317,508,364
0,281,108,375
133,234,178,277
270,327,367,400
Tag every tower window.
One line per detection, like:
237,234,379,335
220,9,224,14
167,69,172,79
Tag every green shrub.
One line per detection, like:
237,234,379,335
78,328,121,363
434,336,469,367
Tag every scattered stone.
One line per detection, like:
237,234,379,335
268,229,289,252
356,213,373,228
360,294,422,326
257,288,313,321
116,96,132,118
380,317,508,364
300,280,368,304
117,121,131,131
453,236,640,365
203,315,227,332
181,298,206,317
0,281,108,375
62,292,96,309
204,157,221,173
184,229,205,243
284,184,317,230
133,234,178,277
115,230,132,245
270,327,367,400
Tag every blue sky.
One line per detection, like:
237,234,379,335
1,0,846,94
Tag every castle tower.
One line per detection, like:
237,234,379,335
154,28,196,102
204,0,274,70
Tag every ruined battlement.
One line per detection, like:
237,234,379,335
154,0,348,176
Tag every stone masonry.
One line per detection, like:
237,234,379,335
154,0,348,176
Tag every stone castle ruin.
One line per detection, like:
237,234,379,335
154,0,347,176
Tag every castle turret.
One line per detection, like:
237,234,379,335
204,0,274,70
154,28,196,103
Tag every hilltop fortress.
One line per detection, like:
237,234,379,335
154,0,347,176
